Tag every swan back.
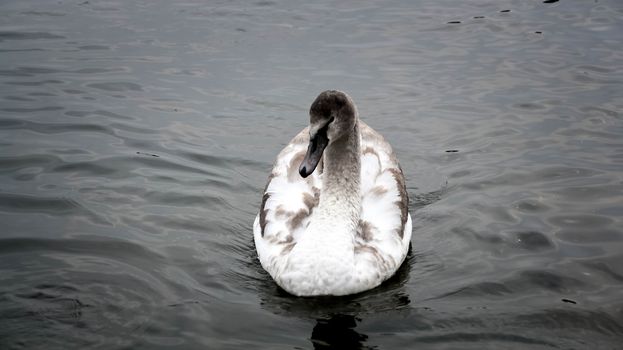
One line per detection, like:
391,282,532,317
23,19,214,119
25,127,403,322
254,120,411,296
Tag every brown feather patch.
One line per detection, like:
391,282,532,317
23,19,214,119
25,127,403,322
357,221,376,242
259,172,276,237
362,146,379,156
354,243,393,272
267,232,293,245
281,242,296,255
388,168,408,238
354,244,379,256
259,192,270,237
288,209,308,231
275,205,287,218
354,244,387,271
370,185,388,196
302,191,320,213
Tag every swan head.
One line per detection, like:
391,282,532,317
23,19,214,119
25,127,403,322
299,90,358,178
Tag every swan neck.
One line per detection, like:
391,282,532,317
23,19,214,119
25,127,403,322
316,121,361,226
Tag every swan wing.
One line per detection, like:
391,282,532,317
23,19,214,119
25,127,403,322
355,122,412,280
253,127,322,275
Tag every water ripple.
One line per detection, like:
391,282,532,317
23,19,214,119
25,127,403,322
1,0,622,348
0,31,65,41
0,237,180,349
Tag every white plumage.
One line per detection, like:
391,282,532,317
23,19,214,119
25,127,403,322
253,90,412,296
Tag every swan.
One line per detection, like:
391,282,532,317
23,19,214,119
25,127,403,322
253,90,412,296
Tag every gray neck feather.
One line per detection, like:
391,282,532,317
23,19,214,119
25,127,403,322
316,121,361,229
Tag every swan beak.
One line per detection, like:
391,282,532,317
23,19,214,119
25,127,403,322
299,130,329,178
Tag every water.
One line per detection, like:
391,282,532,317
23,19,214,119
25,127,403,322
1,0,622,348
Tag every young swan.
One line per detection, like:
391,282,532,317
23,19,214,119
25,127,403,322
254,90,412,296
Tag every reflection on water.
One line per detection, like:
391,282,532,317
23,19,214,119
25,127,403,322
311,315,370,350
255,254,413,349
1,0,623,348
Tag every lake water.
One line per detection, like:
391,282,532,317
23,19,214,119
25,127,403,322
1,0,622,349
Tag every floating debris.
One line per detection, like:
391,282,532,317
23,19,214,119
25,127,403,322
562,298,577,304
448,21,461,24
500,10,511,13
544,0,559,3
445,149,459,153
136,151,160,157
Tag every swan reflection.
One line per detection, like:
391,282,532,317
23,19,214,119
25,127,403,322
256,251,414,348
311,314,370,350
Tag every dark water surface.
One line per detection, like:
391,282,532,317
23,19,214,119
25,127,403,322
1,0,622,349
